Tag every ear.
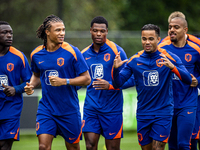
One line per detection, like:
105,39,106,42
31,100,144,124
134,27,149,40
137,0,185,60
157,36,161,43
184,27,188,34
45,29,50,36
90,27,92,34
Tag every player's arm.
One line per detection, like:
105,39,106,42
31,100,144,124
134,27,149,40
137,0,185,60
93,75,135,90
49,70,91,87
112,52,133,88
2,84,16,97
159,53,192,85
24,72,41,95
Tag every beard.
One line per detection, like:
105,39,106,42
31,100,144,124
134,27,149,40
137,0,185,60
170,38,178,43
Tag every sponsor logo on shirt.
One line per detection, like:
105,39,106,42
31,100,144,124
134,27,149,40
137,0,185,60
38,61,44,64
0,75,8,90
185,53,192,62
156,59,164,67
104,53,110,62
109,132,116,135
7,63,14,72
90,64,104,79
143,70,159,86
45,70,59,85
160,135,167,137
10,132,15,135
137,63,143,66
187,111,193,114
85,57,91,60
57,57,64,67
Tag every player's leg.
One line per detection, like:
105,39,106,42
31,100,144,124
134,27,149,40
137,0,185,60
191,98,200,150
65,141,80,150
141,143,152,150
190,111,199,150
57,113,82,150
105,138,121,150
0,118,20,150
152,140,166,150
150,115,172,150
177,107,196,150
191,139,198,150
101,114,123,150
137,116,154,149
168,109,178,150
82,112,101,150
0,139,14,150
84,132,100,150
36,111,57,150
38,134,54,150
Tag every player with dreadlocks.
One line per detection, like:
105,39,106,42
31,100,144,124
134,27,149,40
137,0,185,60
24,14,91,150
0,21,32,150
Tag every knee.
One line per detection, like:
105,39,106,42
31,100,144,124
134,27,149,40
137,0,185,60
86,143,94,150
39,143,51,150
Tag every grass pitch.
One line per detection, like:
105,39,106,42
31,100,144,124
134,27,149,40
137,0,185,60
12,130,169,150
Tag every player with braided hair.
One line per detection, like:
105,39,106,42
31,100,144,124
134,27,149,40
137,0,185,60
0,21,32,150
24,14,91,150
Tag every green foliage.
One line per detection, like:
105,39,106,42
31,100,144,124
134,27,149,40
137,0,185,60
0,0,199,58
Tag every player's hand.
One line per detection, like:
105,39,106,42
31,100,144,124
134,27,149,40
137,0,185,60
2,84,16,97
159,53,174,70
24,82,34,95
114,52,128,68
190,74,198,87
92,78,110,90
49,76,65,86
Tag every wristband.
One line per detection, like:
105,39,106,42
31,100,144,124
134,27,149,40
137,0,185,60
66,79,70,85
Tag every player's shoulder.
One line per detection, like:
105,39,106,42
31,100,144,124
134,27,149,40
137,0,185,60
31,45,44,58
105,39,123,55
187,40,200,54
158,39,171,48
61,41,81,61
187,34,200,46
158,48,178,62
61,41,79,51
9,46,24,55
81,44,91,54
9,46,27,67
127,50,144,63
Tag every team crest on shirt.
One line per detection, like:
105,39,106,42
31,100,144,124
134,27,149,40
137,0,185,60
104,53,110,62
0,75,8,90
137,133,143,142
185,54,192,62
156,59,163,67
57,57,64,67
36,122,40,131
90,64,104,79
143,70,159,86
7,63,14,72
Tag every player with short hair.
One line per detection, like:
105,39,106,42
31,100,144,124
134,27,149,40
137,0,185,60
0,21,32,150
81,16,129,150
160,11,200,150
112,23,192,150
161,11,200,46
158,17,200,150
24,14,91,150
